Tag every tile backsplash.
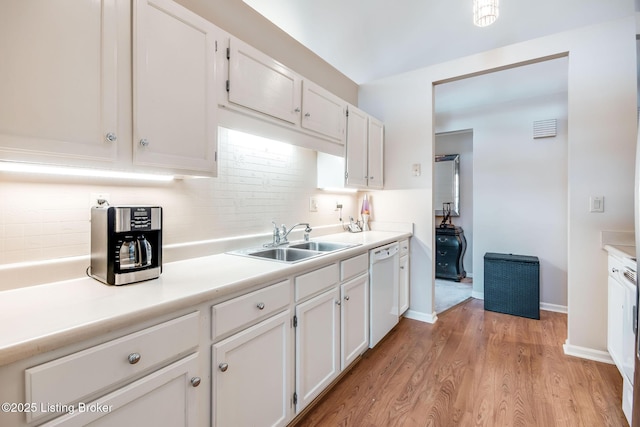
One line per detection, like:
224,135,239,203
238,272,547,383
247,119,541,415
0,128,356,285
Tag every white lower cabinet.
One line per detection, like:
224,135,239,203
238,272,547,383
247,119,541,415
212,310,292,427
399,239,410,315
295,287,341,412
340,273,369,370
41,353,200,427
6,312,202,427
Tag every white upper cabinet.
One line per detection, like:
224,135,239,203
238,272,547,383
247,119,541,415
342,105,384,189
221,36,347,148
301,80,347,143
0,0,121,164
345,106,369,188
227,38,301,125
134,0,218,176
367,116,384,189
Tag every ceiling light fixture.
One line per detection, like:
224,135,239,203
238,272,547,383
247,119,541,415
473,0,499,27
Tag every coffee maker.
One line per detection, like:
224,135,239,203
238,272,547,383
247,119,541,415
90,206,162,285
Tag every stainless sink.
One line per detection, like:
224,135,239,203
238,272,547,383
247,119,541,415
227,240,360,263
289,241,355,252
246,247,322,262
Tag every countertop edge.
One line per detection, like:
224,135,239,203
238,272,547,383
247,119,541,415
604,244,636,261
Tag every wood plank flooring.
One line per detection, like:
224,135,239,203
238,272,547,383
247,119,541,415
293,299,627,427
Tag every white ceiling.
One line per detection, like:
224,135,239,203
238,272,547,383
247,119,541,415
242,0,633,85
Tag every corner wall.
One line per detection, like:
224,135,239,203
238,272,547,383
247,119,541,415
359,17,637,356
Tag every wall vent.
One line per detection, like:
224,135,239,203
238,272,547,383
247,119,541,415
533,119,557,139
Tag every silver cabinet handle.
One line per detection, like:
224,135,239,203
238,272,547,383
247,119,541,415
335,299,341,306
105,132,117,143
219,363,228,372
369,176,374,179
190,377,201,387
139,138,149,147
256,302,265,310
400,266,405,270
612,267,619,273
304,112,311,118
294,107,301,113
128,353,141,364
344,295,350,301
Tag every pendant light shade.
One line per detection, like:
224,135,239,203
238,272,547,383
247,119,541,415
473,0,499,27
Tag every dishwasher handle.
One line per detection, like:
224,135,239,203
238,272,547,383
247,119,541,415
371,243,399,262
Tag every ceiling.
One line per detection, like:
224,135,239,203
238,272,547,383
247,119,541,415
242,0,634,85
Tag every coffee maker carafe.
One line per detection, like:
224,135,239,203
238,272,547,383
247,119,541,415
91,206,162,285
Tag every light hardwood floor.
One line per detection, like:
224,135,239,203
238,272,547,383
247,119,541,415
294,298,627,427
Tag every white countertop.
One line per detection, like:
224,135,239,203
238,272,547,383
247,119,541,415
604,244,636,261
0,231,409,367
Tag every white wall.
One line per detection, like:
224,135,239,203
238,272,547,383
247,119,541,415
436,91,568,307
359,17,637,357
0,128,358,290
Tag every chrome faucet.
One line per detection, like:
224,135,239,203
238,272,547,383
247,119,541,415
266,222,312,247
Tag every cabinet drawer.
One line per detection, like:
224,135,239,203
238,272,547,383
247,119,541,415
212,279,291,340
26,312,199,423
435,234,460,247
340,253,368,282
399,239,409,256
295,263,339,302
436,247,457,262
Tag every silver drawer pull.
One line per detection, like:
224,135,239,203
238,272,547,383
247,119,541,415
128,353,141,365
335,299,341,306
190,377,201,387
256,302,265,310
344,295,350,301
219,363,229,372
105,132,117,143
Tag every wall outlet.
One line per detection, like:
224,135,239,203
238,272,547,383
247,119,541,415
90,192,110,208
309,196,318,212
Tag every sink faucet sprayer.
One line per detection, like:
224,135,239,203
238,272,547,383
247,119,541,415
266,222,312,247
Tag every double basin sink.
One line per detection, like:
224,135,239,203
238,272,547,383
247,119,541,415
229,241,360,263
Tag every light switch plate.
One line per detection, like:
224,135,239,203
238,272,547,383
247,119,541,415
589,196,604,213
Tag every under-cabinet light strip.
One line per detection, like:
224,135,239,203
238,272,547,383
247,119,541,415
0,161,174,182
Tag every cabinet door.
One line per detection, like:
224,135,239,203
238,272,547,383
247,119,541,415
42,353,200,426
341,274,369,370
367,117,384,189
213,310,292,427
345,106,369,188
608,276,625,368
399,254,410,315
0,0,120,163
134,0,218,175
227,38,301,125
301,80,347,143
295,288,340,412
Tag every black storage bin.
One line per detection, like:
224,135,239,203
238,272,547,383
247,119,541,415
484,252,540,319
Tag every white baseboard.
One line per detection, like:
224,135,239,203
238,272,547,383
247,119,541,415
540,302,567,313
471,290,484,300
404,309,438,324
563,340,614,364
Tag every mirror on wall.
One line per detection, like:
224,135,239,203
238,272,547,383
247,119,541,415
434,154,460,216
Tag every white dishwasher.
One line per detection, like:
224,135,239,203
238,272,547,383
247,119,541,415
369,242,400,348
